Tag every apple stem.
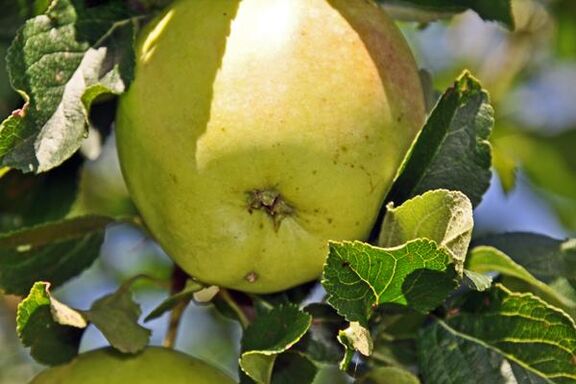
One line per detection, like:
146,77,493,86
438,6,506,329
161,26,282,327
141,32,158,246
163,299,189,348
163,265,191,348
218,289,250,329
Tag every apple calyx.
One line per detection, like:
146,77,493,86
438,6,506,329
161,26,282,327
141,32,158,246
247,188,294,230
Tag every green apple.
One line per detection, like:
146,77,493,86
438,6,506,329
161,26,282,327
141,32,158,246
116,0,425,293
30,347,235,384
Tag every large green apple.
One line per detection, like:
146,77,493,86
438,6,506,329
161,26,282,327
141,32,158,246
30,347,235,384
116,0,425,293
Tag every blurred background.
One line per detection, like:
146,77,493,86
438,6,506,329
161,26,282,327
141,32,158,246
1,0,575,382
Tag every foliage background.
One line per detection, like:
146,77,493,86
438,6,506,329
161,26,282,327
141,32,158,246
0,0,574,383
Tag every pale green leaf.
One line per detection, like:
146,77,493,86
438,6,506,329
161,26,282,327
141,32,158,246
379,189,473,273
87,284,151,354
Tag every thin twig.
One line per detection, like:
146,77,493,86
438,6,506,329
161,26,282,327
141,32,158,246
163,297,190,348
162,265,190,348
219,288,250,329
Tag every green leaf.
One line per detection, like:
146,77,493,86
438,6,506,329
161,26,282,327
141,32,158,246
17,281,87,365
240,305,312,384
269,352,317,384
419,285,576,384
385,72,494,208
359,366,421,384
0,158,80,232
467,246,576,317
0,215,111,295
144,280,204,322
379,189,473,272
322,240,458,326
87,282,151,354
379,0,514,29
1,0,136,173
474,233,576,283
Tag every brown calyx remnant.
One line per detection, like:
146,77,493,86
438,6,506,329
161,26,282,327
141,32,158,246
247,189,294,231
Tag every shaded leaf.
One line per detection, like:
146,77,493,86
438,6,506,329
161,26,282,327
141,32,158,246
322,240,458,326
419,285,576,384
87,283,151,354
270,352,317,384
0,215,111,295
17,281,86,365
385,72,493,208
0,0,50,41
240,305,312,384
0,157,80,232
297,303,346,364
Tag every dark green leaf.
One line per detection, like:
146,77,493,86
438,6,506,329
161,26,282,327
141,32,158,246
270,352,317,384
297,303,346,364
17,281,87,365
0,158,80,232
87,283,151,354
322,240,458,326
240,305,312,384
0,215,111,295
419,285,576,383
385,72,494,208
1,0,137,173
0,0,50,41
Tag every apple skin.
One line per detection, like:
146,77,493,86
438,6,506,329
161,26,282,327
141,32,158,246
116,0,425,293
29,347,235,384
